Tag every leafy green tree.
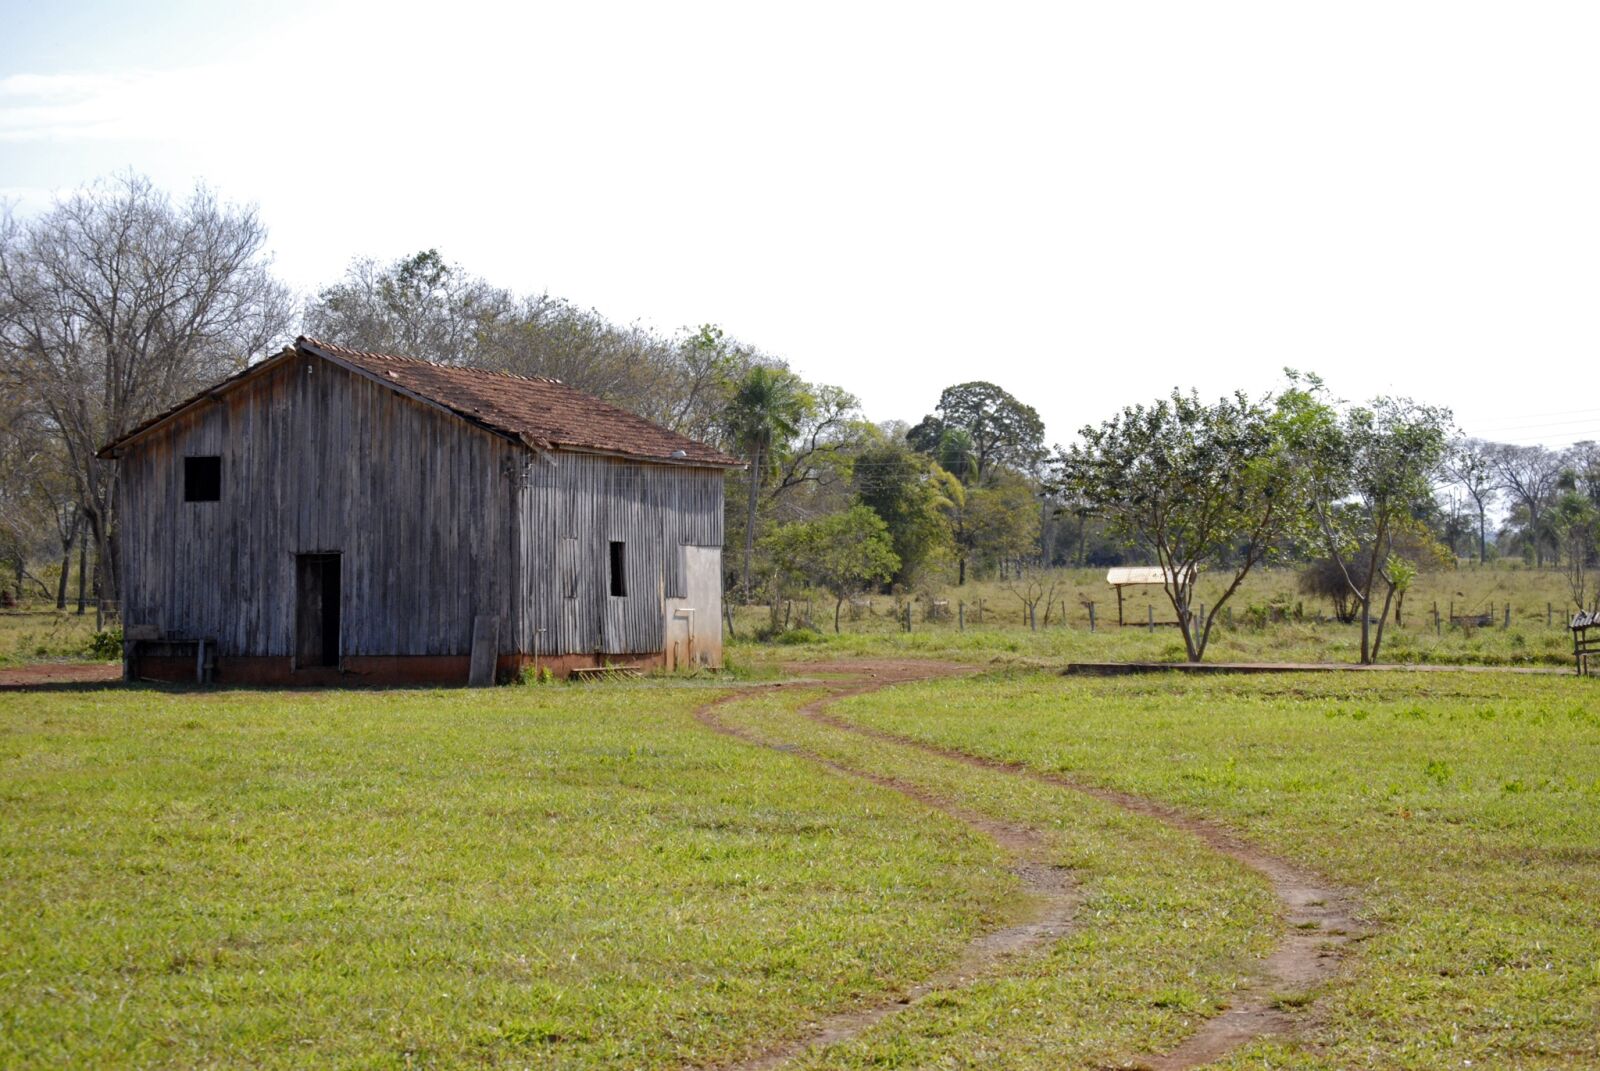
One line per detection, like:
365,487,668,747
852,442,955,585
1055,387,1310,662
762,506,899,632
1293,389,1453,663
725,366,809,601
909,382,1046,482
1552,486,1600,611
953,477,1041,583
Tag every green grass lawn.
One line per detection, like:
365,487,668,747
713,687,1275,1069
3,668,1597,1069
830,670,1600,1069
0,683,1014,1069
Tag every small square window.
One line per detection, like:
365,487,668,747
609,541,627,597
184,456,221,502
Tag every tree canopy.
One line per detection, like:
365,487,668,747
908,381,1046,482
1291,387,1453,663
762,506,899,632
1054,387,1309,661
0,174,292,603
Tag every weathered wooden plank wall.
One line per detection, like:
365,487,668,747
119,351,727,663
520,454,724,656
118,354,520,657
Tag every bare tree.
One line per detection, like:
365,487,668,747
1004,567,1059,631
1570,441,1600,505
305,249,511,366
1490,444,1564,566
1443,437,1498,563
0,174,293,603
308,255,761,443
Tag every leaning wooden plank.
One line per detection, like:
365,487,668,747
467,614,500,687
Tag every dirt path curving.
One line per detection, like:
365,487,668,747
785,659,1362,1070
694,669,1082,1071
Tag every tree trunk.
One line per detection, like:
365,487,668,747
1478,506,1487,564
84,502,118,611
958,556,966,585
76,537,88,615
834,596,843,634
1372,583,1398,662
56,546,70,610
1181,608,1201,662
1358,593,1372,664
742,446,761,603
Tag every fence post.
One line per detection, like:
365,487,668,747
1147,604,1154,633
1504,605,1511,629
1087,601,1096,632
958,601,964,631
1548,602,1553,628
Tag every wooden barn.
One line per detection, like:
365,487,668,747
98,337,741,684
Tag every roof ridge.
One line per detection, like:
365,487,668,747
296,336,567,386
287,335,742,468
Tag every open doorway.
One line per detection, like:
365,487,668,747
295,553,341,668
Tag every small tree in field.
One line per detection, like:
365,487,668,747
1552,488,1600,612
1054,388,1308,661
1293,392,1452,664
763,506,899,633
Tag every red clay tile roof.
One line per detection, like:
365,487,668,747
300,338,741,467
101,337,741,467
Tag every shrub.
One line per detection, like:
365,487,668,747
87,629,122,660
518,665,556,685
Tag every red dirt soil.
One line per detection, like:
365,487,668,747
0,662,121,689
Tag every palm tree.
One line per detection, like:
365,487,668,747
725,366,808,601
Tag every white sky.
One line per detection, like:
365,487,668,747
3,0,1599,449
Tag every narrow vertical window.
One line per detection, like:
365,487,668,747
609,541,627,597
184,456,221,502
561,537,579,598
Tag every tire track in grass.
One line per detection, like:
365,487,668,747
792,660,1363,1071
694,669,1082,1071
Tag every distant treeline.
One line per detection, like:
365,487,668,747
2,174,1597,648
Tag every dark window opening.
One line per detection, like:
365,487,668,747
666,542,686,599
184,456,221,502
609,541,627,597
